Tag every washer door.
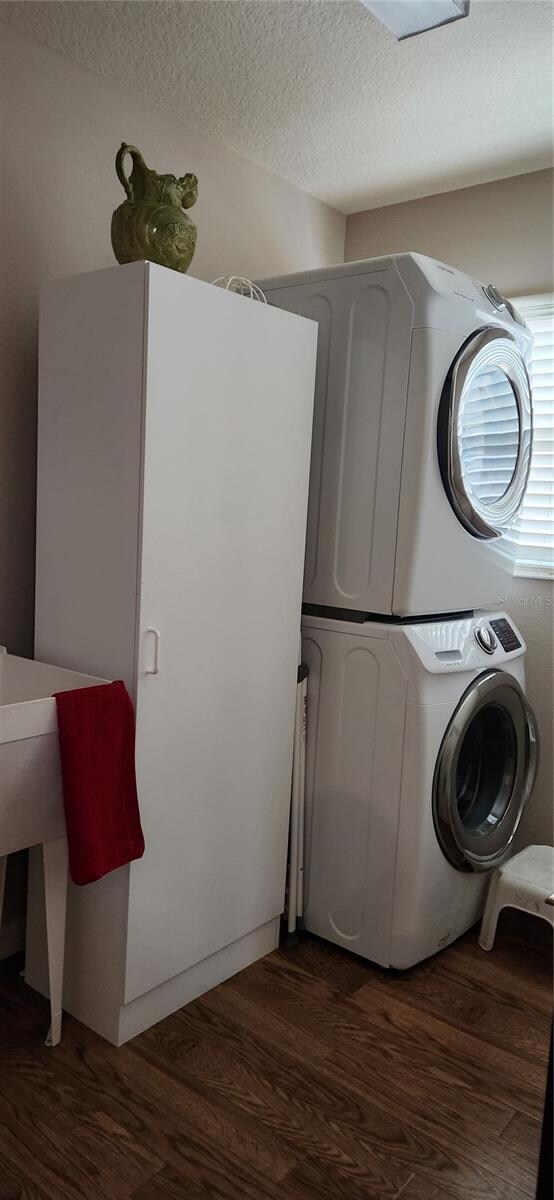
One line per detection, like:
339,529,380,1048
437,328,532,539
433,670,538,873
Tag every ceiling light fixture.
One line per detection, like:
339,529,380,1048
360,0,470,40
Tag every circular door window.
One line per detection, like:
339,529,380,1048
433,670,538,873
455,703,517,835
438,329,532,539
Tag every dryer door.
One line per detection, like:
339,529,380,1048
433,670,538,873
437,329,532,539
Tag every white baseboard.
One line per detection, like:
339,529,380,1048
116,917,280,1046
24,915,281,1046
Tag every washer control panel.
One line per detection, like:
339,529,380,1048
489,617,522,653
389,611,525,677
475,625,497,655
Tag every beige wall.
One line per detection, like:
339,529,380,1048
0,23,345,660
505,578,554,847
347,172,554,847
346,169,554,296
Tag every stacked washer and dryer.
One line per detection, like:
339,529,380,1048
261,253,539,969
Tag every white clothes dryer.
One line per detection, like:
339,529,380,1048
261,254,533,617
301,611,538,969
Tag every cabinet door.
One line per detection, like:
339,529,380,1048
124,267,316,1003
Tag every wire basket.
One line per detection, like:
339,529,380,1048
211,276,267,303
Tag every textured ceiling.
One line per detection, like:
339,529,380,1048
2,0,552,214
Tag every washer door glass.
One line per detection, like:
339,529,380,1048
438,329,532,539
433,670,538,872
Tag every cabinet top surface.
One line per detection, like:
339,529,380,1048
40,261,318,330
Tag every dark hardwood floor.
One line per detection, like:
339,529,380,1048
0,917,551,1199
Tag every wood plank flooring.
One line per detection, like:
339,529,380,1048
0,919,551,1199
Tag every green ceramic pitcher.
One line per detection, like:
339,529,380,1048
111,143,198,274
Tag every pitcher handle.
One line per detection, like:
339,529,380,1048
115,143,143,203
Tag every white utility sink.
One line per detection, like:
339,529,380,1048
0,647,107,1046
0,647,107,856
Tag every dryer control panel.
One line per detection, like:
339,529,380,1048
489,617,522,653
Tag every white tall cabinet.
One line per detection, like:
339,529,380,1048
27,262,317,1044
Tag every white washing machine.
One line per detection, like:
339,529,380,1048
301,611,538,969
261,254,533,616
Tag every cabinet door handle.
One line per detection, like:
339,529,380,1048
145,628,160,675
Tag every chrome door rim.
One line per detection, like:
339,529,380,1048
433,669,538,873
438,328,532,539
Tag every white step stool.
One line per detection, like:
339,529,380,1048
479,844,554,951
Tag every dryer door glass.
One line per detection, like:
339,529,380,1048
433,670,538,872
458,368,519,505
438,329,532,539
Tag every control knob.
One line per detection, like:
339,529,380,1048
475,626,497,655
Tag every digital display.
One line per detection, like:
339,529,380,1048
490,618,521,653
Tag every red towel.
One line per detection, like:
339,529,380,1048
54,681,145,886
